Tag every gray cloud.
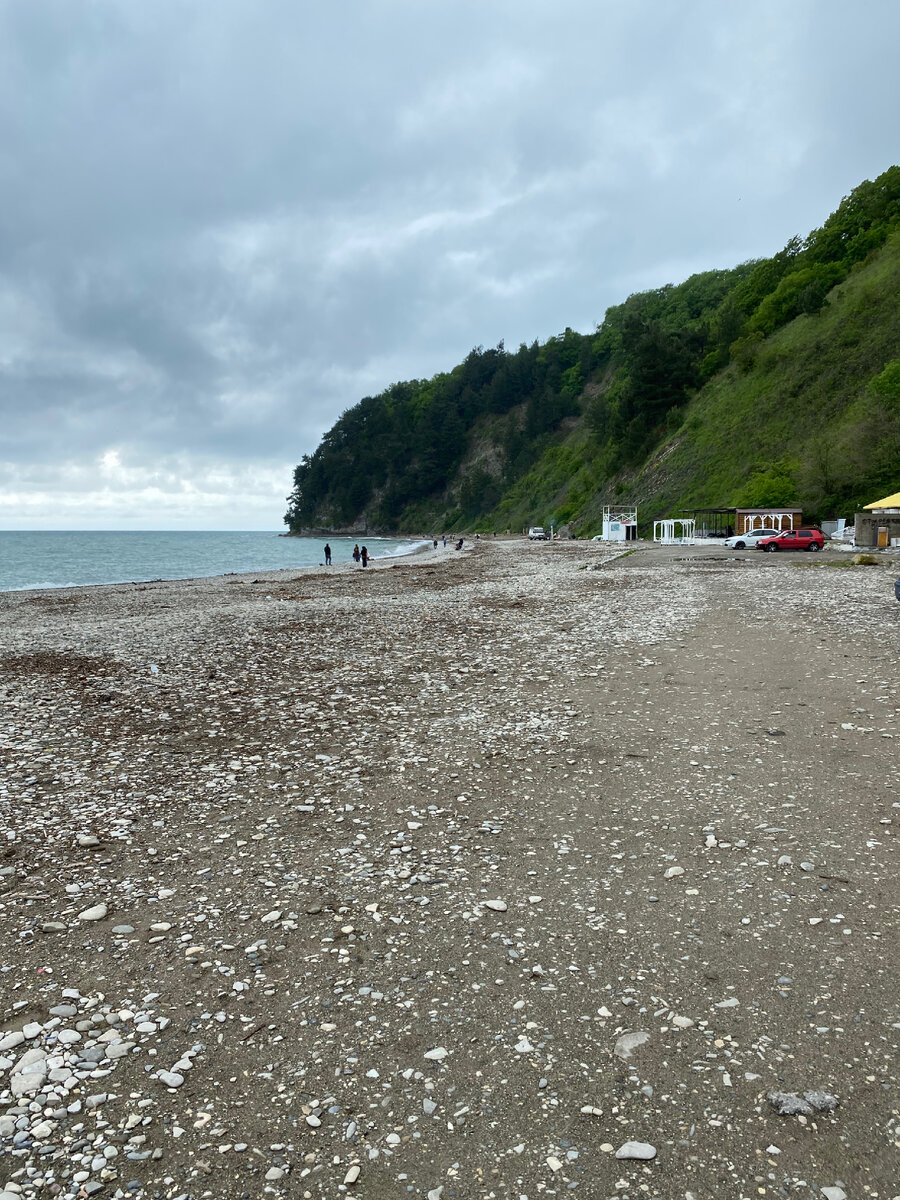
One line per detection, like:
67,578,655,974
1,0,898,527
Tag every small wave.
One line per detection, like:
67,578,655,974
1,580,85,593
376,540,431,559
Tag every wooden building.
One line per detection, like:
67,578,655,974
734,508,801,535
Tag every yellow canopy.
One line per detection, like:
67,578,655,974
863,491,900,509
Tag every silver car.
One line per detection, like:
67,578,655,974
723,528,778,549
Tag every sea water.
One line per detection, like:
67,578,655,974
0,531,426,592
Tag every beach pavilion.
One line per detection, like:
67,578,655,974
854,490,900,547
599,504,638,542
680,507,802,538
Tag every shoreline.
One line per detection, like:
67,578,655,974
0,534,442,598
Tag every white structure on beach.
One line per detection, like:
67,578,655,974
601,505,638,542
653,518,696,545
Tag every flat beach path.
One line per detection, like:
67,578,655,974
1,540,897,1198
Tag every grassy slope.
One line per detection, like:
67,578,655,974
645,229,900,511
480,229,900,534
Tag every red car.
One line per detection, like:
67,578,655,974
756,528,825,553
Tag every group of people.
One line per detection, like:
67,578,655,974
322,543,368,567
322,534,470,569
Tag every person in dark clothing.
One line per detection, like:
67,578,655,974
352,544,360,563
360,545,369,567
323,543,332,565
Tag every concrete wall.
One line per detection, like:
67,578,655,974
854,513,900,547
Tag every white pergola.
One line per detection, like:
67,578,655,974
653,518,696,545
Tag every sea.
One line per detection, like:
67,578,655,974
0,531,428,593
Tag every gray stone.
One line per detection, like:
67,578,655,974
11,1068,47,1099
804,1090,839,1112
767,1089,839,1116
614,1031,650,1060
77,903,108,922
767,1092,813,1116
615,1141,657,1160
106,1041,135,1059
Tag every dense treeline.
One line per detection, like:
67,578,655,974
286,167,900,533
286,330,597,529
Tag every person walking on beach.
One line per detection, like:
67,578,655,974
323,543,332,566
352,544,360,563
360,545,369,567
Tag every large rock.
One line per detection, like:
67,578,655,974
77,903,108,922
615,1141,657,1160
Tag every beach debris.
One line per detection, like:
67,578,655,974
767,1090,839,1116
614,1031,650,1060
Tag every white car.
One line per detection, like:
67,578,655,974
528,527,547,540
723,528,778,549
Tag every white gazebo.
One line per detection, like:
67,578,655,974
653,518,696,545
601,505,638,542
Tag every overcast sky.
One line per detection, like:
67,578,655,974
1,0,898,529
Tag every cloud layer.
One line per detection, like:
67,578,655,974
1,0,898,528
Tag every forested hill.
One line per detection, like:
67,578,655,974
285,167,900,535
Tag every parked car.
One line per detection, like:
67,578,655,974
895,575,900,603
528,527,547,540
723,528,778,549
756,528,825,553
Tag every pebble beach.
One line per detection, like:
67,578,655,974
1,539,898,1200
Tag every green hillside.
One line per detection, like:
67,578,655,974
285,167,900,535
